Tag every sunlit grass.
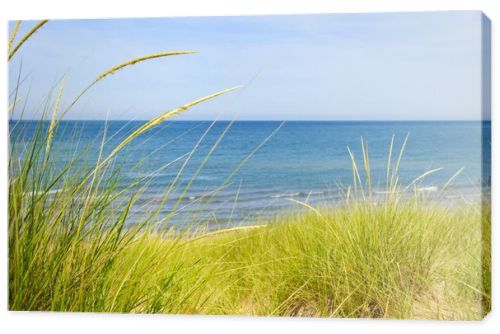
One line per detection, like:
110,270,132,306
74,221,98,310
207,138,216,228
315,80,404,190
8,19,490,319
9,117,490,318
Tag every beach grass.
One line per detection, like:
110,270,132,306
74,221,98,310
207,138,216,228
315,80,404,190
8,117,490,318
8,20,490,319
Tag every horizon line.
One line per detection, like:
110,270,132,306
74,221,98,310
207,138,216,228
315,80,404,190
10,119,491,122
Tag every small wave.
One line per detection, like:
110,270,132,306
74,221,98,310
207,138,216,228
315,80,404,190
24,189,63,196
195,175,216,181
306,191,324,195
374,190,392,195
125,173,179,180
270,192,300,198
415,186,439,192
375,186,439,194
264,190,328,199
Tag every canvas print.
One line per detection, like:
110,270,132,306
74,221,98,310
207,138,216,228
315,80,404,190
8,11,491,319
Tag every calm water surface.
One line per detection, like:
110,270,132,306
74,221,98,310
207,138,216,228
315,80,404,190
11,121,491,228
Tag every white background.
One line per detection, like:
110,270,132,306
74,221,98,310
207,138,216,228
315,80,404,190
0,1,497,333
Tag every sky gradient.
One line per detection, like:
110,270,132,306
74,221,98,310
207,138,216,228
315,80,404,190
9,11,487,120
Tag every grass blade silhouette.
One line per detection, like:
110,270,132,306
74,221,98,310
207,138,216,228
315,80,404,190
9,20,48,60
108,86,239,159
62,51,197,116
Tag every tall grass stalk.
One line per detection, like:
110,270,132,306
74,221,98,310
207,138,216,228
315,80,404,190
8,20,48,60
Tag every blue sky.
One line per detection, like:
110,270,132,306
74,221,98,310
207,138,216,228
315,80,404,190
9,11,487,120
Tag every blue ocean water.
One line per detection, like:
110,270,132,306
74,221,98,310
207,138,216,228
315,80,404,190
10,121,491,228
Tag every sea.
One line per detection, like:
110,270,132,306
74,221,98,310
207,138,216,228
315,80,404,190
10,120,491,229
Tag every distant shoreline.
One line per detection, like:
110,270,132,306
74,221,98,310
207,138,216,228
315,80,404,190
9,119,492,123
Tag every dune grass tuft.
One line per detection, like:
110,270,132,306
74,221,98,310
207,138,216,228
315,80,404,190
8,116,490,318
